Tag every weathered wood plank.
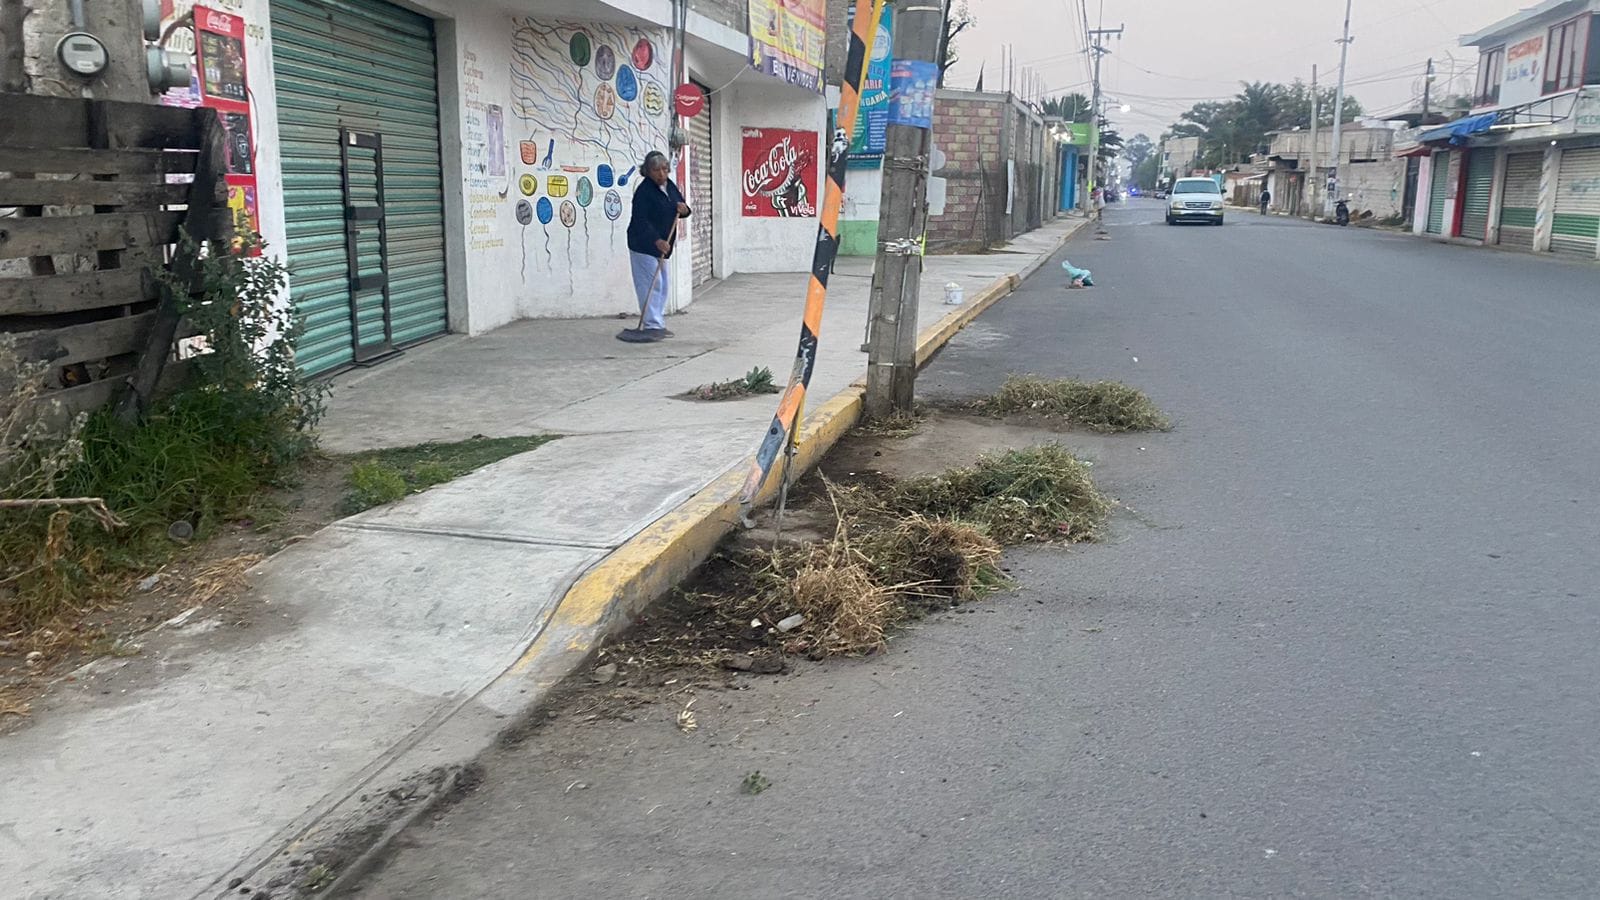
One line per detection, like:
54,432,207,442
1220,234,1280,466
0,267,158,316
0,93,206,150
42,357,194,419
0,179,190,208
0,211,184,259
0,147,199,176
11,313,154,368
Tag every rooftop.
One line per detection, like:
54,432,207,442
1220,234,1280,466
1461,0,1591,47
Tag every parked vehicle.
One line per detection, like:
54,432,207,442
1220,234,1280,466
1165,177,1226,226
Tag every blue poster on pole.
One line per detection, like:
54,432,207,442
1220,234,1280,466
847,5,893,166
888,59,937,130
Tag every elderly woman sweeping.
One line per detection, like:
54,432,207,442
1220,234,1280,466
619,150,691,342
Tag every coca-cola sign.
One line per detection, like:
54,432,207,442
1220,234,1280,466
740,128,818,218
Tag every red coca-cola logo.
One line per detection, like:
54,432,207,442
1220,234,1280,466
200,8,234,33
744,135,799,197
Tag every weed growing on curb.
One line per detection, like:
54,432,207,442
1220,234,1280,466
981,375,1171,432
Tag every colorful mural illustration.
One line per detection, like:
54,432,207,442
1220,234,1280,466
507,17,672,279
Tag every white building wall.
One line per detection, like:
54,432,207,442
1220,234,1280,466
225,0,824,344
1343,160,1406,219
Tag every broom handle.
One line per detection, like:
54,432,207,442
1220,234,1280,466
636,216,681,331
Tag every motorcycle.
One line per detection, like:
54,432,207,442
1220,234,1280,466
1335,198,1351,227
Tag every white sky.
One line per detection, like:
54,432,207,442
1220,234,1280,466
944,0,1520,138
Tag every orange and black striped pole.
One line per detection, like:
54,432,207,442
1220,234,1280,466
739,0,886,513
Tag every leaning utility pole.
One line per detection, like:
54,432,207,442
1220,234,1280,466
1327,0,1354,216
865,0,946,418
1308,64,1320,218
1083,24,1124,213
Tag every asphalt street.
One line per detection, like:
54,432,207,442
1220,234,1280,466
351,202,1600,899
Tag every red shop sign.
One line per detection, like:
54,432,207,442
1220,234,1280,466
674,83,706,118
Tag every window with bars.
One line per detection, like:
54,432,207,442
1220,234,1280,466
1544,15,1588,94
1477,46,1504,105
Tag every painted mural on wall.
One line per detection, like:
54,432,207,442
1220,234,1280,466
742,128,819,217
503,17,673,287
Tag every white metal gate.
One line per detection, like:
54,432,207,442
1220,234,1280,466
1426,153,1450,235
1498,151,1542,251
1552,147,1600,256
687,80,714,286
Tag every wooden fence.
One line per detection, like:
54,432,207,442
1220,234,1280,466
0,91,228,420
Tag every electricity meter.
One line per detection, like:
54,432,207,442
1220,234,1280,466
57,32,110,77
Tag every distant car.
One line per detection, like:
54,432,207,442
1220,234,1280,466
1166,177,1225,226
1153,188,1168,199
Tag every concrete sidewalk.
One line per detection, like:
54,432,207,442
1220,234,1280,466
1,218,1086,900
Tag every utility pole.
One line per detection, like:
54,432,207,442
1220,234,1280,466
1421,57,1435,122
1308,64,1319,218
1327,0,1354,217
865,0,945,418
1083,24,1123,213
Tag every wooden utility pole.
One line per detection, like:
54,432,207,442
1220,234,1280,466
865,0,945,418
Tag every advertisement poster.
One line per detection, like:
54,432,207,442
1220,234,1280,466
226,181,261,253
194,6,248,111
741,128,818,217
195,6,259,254
888,59,937,130
746,0,826,93
847,4,893,165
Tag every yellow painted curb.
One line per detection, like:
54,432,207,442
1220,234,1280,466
509,221,1085,685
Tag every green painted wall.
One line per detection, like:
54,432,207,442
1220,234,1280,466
839,219,879,256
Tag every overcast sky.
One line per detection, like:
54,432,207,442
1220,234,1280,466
944,0,1520,138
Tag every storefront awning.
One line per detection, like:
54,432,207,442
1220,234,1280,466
1419,112,1499,146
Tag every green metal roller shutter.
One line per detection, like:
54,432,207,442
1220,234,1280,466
1552,147,1600,257
1459,150,1495,242
1498,151,1542,251
1426,153,1450,235
271,0,448,375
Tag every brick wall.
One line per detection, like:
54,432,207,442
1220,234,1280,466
930,93,1009,252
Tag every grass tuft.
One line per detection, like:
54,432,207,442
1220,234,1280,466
679,366,782,402
891,444,1111,544
982,375,1171,433
339,435,557,515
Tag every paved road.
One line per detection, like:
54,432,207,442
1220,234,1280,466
351,202,1600,898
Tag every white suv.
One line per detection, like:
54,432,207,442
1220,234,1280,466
1166,177,1225,226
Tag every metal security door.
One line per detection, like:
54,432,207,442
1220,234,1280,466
1426,153,1450,235
1552,147,1600,256
1498,152,1542,250
340,130,394,362
271,0,448,375
1459,150,1495,242
687,80,715,287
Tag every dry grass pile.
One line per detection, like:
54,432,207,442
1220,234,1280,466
862,515,1003,607
892,444,1111,543
856,408,926,439
984,375,1170,432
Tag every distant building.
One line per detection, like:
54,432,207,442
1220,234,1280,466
1406,0,1600,255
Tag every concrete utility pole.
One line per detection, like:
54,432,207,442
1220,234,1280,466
1421,57,1435,121
1084,24,1123,214
1308,64,1319,218
1327,0,1353,217
865,0,946,418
